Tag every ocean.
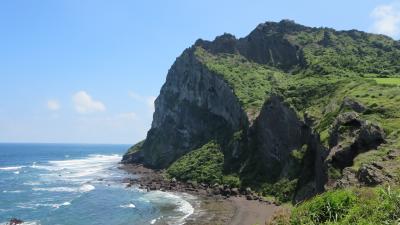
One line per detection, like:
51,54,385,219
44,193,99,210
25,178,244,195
0,143,197,225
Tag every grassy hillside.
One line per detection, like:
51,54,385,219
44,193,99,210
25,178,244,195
268,186,400,225
195,46,283,117
288,29,400,76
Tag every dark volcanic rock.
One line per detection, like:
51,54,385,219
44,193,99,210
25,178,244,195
8,218,23,225
236,20,306,70
245,95,326,201
251,95,311,180
341,97,366,113
135,47,248,168
357,163,392,186
328,111,385,169
195,20,308,70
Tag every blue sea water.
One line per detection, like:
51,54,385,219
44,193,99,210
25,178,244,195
0,143,196,225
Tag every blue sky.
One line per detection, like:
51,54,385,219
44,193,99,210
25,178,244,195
1,0,399,144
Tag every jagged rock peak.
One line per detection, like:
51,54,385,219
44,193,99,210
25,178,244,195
254,19,310,34
195,33,238,54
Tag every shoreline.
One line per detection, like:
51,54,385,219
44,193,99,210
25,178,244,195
119,163,279,225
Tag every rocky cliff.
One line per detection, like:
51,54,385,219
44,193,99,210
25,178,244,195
123,20,400,202
122,47,248,169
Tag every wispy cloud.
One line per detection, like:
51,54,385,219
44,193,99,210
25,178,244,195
128,91,156,113
72,91,106,114
47,100,60,111
370,1,400,38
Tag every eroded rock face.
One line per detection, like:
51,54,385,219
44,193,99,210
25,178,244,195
252,96,310,179
137,48,248,168
357,162,393,186
327,111,385,169
236,20,305,70
325,103,387,188
248,95,327,201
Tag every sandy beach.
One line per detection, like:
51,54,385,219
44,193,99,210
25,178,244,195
120,164,279,225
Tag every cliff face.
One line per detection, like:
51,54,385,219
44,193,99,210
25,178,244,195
242,95,327,200
130,47,248,169
123,20,400,202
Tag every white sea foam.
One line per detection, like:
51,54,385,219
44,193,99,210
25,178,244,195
32,184,95,193
2,190,23,193
17,201,71,210
0,166,24,171
0,222,40,225
142,191,195,225
51,201,71,209
32,187,77,192
119,203,136,208
23,181,41,186
16,203,37,209
78,184,95,192
13,171,20,175
23,221,41,225
32,154,121,183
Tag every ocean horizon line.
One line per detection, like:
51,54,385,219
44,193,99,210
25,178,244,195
0,142,132,146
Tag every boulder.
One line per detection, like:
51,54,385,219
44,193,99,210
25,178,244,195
357,163,392,186
341,97,366,113
8,218,23,225
231,188,239,196
328,112,385,170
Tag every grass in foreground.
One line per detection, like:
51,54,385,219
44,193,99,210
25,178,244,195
268,186,400,225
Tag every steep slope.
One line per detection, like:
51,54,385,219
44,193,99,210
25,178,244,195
123,19,400,202
122,47,248,169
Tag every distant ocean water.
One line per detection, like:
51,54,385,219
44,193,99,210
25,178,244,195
0,143,197,225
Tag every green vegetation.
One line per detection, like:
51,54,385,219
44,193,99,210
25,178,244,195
195,46,285,116
166,141,243,186
290,145,307,162
126,140,144,154
166,141,224,184
268,186,400,225
373,77,400,85
261,179,299,203
222,174,241,187
288,29,400,76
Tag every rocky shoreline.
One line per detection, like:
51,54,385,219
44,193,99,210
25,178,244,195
120,163,279,225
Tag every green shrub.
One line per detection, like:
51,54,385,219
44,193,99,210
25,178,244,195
291,189,357,224
126,140,144,154
286,187,400,225
222,175,241,187
166,141,224,184
262,179,298,203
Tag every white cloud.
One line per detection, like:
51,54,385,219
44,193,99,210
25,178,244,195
128,91,157,113
72,91,106,114
370,2,400,38
47,100,60,111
